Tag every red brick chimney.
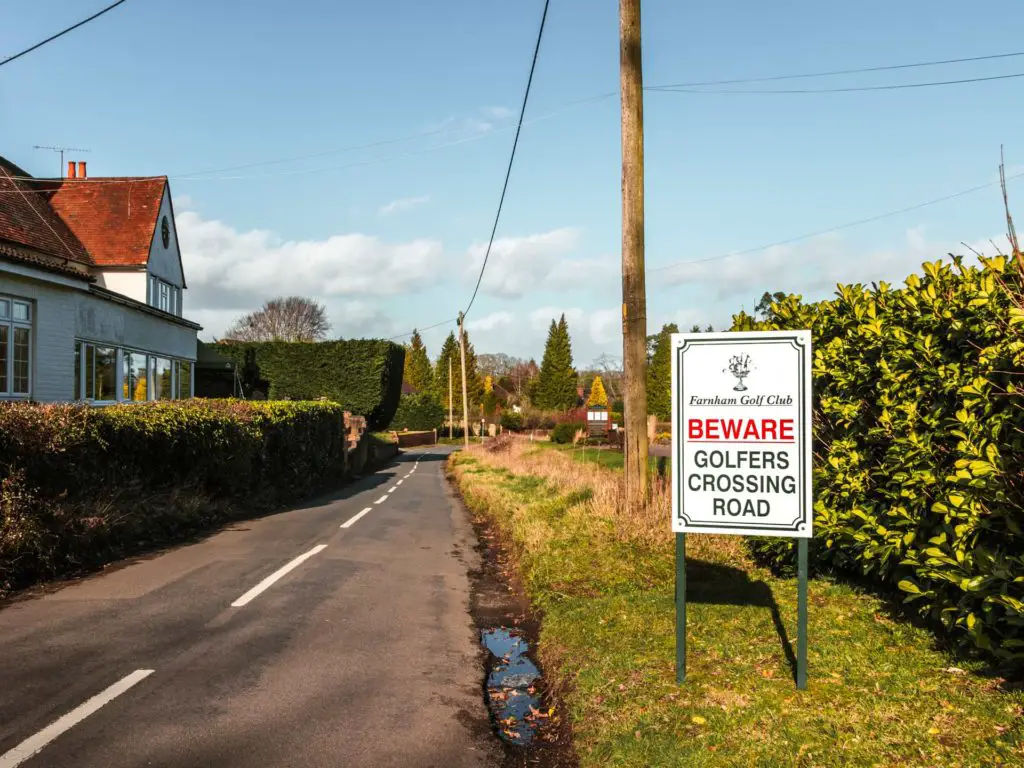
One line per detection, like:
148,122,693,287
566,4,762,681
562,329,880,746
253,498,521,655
77,161,87,179
67,161,76,179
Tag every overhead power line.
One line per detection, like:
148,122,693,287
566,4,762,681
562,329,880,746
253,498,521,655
650,71,1024,95
388,317,457,342
650,49,1024,89
649,170,1024,275
0,0,130,69
463,0,551,319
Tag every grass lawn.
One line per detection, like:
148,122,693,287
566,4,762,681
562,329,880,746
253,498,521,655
540,440,666,474
451,441,1024,768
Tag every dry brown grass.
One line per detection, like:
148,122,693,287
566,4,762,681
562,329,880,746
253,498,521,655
466,436,747,566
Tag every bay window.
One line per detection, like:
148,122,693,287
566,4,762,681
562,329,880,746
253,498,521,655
75,341,193,403
0,296,32,398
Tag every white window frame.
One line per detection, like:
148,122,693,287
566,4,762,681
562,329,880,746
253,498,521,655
0,295,33,399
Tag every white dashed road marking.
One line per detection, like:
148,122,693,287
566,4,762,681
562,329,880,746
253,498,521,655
231,545,327,608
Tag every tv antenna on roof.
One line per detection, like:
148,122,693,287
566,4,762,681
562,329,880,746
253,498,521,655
33,145,90,177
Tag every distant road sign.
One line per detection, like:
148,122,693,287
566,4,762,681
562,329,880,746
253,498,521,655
671,330,812,538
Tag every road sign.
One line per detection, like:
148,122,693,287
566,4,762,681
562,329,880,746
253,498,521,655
671,330,812,538
669,329,813,690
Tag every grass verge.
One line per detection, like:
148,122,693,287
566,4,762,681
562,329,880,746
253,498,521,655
450,438,1024,767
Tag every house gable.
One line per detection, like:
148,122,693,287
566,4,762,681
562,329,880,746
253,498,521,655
146,187,185,288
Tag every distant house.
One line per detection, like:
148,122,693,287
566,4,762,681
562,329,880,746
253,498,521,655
0,157,200,403
401,382,419,396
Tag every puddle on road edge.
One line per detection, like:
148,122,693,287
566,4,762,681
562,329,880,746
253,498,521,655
481,627,545,746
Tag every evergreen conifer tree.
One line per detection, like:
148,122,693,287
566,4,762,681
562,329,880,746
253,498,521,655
403,330,434,393
587,375,610,408
646,322,678,420
537,314,577,410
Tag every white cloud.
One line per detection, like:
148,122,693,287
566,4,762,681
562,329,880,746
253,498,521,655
466,311,514,332
176,209,444,339
484,106,513,120
467,228,590,299
377,195,430,216
654,227,1013,303
173,193,194,211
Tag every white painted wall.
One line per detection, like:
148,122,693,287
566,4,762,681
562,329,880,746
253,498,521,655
0,268,197,403
95,270,147,303
146,187,184,288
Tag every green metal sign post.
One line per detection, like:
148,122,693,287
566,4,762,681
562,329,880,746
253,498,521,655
675,534,808,689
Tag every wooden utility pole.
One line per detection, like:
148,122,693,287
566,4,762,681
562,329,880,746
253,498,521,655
458,313,471,448
448,356,454,440
620,0,648,509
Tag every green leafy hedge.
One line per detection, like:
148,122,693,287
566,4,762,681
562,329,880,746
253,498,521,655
551,421,586,444
735,255,1024,659
0,400,347,596
390,393,445,431
218,340,405,430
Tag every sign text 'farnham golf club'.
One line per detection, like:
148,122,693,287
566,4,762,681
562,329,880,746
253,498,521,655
671,330,812,538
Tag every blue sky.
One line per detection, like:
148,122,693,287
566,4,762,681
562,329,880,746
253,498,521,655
3,0,1023,365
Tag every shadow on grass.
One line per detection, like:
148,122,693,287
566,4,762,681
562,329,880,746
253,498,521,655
684,558,799,683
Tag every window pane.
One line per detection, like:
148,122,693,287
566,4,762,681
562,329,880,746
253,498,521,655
0,326,7,393
159,283,169,312
85,345,95,399
178,361,192,399
74,342,81,400
13,302,29,322
0,300,8,319
13,327,29,394
123,352,148,401
95,347,117,401
153,357,172,400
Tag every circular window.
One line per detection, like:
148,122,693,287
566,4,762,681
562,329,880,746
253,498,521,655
161,216,170,249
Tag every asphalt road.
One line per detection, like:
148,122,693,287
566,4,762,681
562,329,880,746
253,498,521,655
0,447,502,768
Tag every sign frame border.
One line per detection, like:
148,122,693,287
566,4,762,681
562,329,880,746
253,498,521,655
670,329,813,538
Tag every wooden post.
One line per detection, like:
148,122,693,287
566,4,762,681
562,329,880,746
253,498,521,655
620,0,648,510
458,313,471,448
448,356,454,440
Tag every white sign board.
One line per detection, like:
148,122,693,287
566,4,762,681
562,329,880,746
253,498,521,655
671,330,812,537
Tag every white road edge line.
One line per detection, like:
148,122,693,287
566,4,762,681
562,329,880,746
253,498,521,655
375,495,388,504
0,669,155,768
341,507,373,529
231,545,327,608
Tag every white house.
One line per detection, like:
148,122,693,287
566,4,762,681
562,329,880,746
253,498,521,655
0,156,200,403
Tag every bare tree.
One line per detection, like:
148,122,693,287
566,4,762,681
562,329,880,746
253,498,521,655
224,296,330,342
589,353,623,401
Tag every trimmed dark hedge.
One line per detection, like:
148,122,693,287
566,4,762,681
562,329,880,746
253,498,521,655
217,340,405,431
390,393,445,432
0,400,348,596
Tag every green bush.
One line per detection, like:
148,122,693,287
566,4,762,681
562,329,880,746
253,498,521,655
0,400,347,596
734,255,1024,659
217,340,405,430
389,393,445,432
551,421,586,444
500,411,524,431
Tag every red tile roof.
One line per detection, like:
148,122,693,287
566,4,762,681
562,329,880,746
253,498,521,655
42,177,167,267
0,242,93,282
0,158,92,265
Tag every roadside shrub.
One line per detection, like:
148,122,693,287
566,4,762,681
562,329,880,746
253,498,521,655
500,411,524,431
389,393,445,431
0,399,348,596
735,255,1024,659
218,339,405,430
551,421,586,444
